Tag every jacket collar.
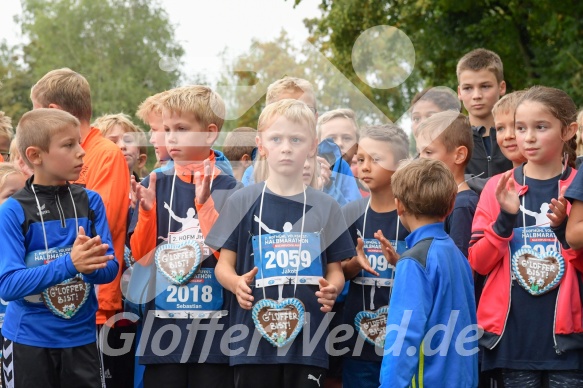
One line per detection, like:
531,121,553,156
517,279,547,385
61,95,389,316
405,222,448,248
25,176,71,197
512,163,572,196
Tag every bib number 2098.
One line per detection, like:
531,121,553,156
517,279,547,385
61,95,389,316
166,285,213,303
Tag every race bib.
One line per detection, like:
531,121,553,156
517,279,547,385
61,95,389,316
155,237,203,286
510,227,565,295
353,239,406,286
252,232,323,287
154,267,225,319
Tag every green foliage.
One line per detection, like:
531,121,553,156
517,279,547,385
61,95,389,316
1,0,184,127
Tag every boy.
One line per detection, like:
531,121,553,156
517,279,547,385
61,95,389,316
379,158,478,387
457,48,512,178
340,124,410,388
137,91,172,169
31,68,130,386
129,85,239,387
416,111,478,257
0,109,119,387
491,91,527,169
0,111,14,162
222,126,257,182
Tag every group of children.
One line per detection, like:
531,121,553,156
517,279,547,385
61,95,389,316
0,46,582,388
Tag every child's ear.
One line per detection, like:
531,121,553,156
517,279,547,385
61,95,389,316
454,146,469,165
563,122,578,142
498,80,507,97
308,137,318,158
25,146,43,166
256,135,266,157
205,124,219,146
137,153,148,170
240,153,253,168
395,198,406,216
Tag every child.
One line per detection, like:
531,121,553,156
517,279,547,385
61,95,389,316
457,48,513,178
575,109,583,169
318,109,359,165
469,86,583,387
9,138,34,178
222,126,257,182
137,91,172,169
94,113,148,179
208,99,354,387
129,85,239,387
0,163,26,205
492,91,527,169
0,112,14,162
379,158,478,387
0,108,119,387
410,87,461,136
416,111,478,257
340,124,410,388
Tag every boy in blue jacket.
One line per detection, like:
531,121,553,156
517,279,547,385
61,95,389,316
379,158,478,388
0,109,119,387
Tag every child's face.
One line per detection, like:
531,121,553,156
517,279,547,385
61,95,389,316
147,112,170,164
0,135,11,161
350,154,359,178
356,137,396,192
303,157,316,186
163,110,215,164
319,117,358,163
495,110,527,165
515,101,570,166
416,132,457,172
458,69,506,121
0,173,26,204
105,125,144,172
411,100,441,135
258,116,317,181
35,125,86,185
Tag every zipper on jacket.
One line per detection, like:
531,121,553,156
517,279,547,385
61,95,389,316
553,284,561,354
490,242,512,349
56,194,66,228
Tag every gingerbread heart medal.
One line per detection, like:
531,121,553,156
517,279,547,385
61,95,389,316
42,276,92,319
355,306,388,348
252,298,305,348
155,241,202,285
511,247,565,296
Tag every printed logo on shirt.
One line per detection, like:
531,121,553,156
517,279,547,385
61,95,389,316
36,203,50,216
307,374,322,387
520,202,551,227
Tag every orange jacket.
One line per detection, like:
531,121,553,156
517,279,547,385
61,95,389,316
74,127,130,324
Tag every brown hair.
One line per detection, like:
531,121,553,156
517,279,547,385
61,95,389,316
456,48,504,83
492,90,526,118
517,86,578,168
136,90,171,124
93,113,147,155
223,127,257,162
162,85,226,131
17,109,80,168
411,87,461,112
416,111,474,167
359,124,409,165
31,68,92,122
392,158,457,218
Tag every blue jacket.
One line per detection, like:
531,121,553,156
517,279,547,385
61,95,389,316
380,223,478,388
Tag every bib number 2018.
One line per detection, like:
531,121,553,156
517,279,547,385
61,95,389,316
166,285,212,303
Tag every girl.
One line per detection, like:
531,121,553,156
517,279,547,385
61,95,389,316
469,86,583,387
410,86,460,136
208,99,353,388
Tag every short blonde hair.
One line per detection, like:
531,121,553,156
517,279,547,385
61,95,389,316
162,85,226,130
93,113,147,155
0,112,14,141
31,68,92,122
136,90,171,124
266,77,317,110
317,108,359,140
456,48,504,83
392,158,457,219
17,109,80,168
0,162,23,188
254,99,317,182
492,90,526,118
223,127,257,162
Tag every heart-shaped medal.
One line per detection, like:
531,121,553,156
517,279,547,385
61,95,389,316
355,306,389,348
155,241,202,285
42,277,92,319
252,298,305,348
124,246,136,268
511,247,565,296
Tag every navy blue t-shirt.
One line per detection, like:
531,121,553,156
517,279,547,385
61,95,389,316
341,198,409,362
205,183,356,368
445,189,479,257
128,169,240,364
483,165,582,371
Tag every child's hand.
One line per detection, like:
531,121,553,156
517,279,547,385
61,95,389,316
129,176,138,210
354,238,379,276
495,170,520,214
71,227,114,274
316,156,331,189
236,267,258,310
548,186,568,227
316,278,338,312
135,172,157,211
195,159,212,205
374,230,400,267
